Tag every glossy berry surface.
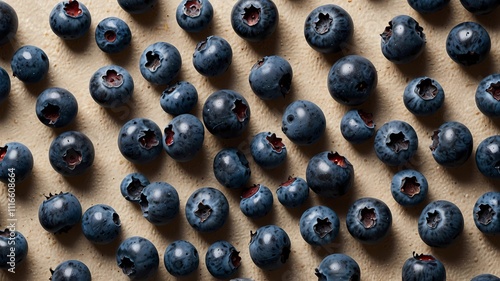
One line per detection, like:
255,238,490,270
276,176,309,208
249,55,293,100
231,0,279,42
36,87,78,128
205,240,241,279
402,253,446,281
340,109,375,144
249,224,291,271
430,121,473,167
0,67,10,105
11,45,49,83
38,192,82,234
163,114,204,162
403,77,445,116
471,274,500,281
380,15,426,64
391,169,428,206
49,0,91,40
117,0,158,14
193,35,232,77
0,1,18,45
475,73,500,117
473,191,500,235
116,236,159,280
0,229,28,270
50,260,91,281
164,240,199,277
281,100,326,145
120,172,150,203
89,65,134,108
49,131,95,176
176,0,213,32
306,151,354,198
117,118,163,164
185,187,229,232
460,0,499,15
160,81,198,116
95,17,131,54
299,205,340,246
140,181,180,225
81,204,121,244
213,148,250,189
139,42,182,85
374,120,418,166
240,184,273,218
418,200,464,247
346,197,392,244
315,253,361,281
407,0,450,13
475,135,500,178
250,132,287,169
446,22,491,66
0,142,34,183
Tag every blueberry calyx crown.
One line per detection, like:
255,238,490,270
358,110,374,128
413,252,436,261
314,13,332,35
429,130,440,151
102,69,124,88
416,79,438,100
0,146,7,161
230,249,242,268
280,176,296,187
387,132,409,153
194,202,212,222
145,51,161,72
63,148,82,170
138,130,159,150
0,228,13,237
266,133,285,153
184,0,202,17
232,99,248,122
127,177,146,198
44,192,64,200
359,207,377,229
139,193,150,217
164,125,175,146
327,152,347,168
242,184,260,199
476,204,495,225
118,257,136,276
42,104,60,124
314,218,333,238
242,5,261,26
64,0,83,18
400,176,420,198
486,81,500,101
425,210,441,228
380,21,393,43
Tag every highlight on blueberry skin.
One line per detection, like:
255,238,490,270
139,42,182,85
117,118,163,164
38,192,82,234
49,131,95,176
249,55,293,100
475,135,500,179
346,197,393,244
418,200,464,248
250,132,287,169
49,0,92,40
306,151,354,198
407,0,450,14
185,187,229,232
120,172,150,203
205,240,241,279
213,148,251,189
299,205,340,246
231,0,279,42
81,204,121,244
430,121,473,167
0,229,28,270
0,1,18,45
164,240,199,277
117,0,158,14
391,169,428,207
473,191,500,235
176,0,213,33
139,181,180,225
95,17,132,54
281,100,326,146
36,87,78,128
380,15,426,64
0,142,34,183
403,77,445,116
475,73,500,118
11,45,49,84
374,120,419,166
116,236,159,280
240,184,273,218
50,260,91,281
193,35,233,77
248,224,291,271
315,253,360,281
276,176,309,208
340,109,375,144
446,22,491,66
402,252,446,281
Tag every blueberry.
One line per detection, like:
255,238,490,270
81,204,121,244
429,121,473,167
475,135,500,179
50,260,91,281
403,77,445,116
473,191,500,235
380,15,426,64
240,184,273,218
95,17,131,54
205,240,241,279
374,120,419,166
117,118,163,164
192,35,232,77
163,114,204,162
299,205,340,246
11,45,49,83
0,229,28,270
315,253,360,281
475,73,500,117
407,0,450,13
346,197,392,244
164,240,199,277
250,132,287,169
160,81,198,116
117,0,158,14
49,0,91,40
176,0,213,33
139,42,182,85
249,225,291,270
306,151,354,198
116,236,159,280
0,1,17,45
391,169,428,207
304,4,354,54
281,100,326,145
340,109,375,144
140,181,180,225
418,200,464,247
185,187,229,232
213,148,251,189
276,176,309,208
402,252,446,281
231,0,279,42
460,0,499,15
327,55,378,106
36,87,78,128
0,142,34,183
249,55,293,100
471,274,500,281
120,172,150,203
202,89,250,139
446,22,491,66
49,131,95,176
38,192,82,234
89,65,134,108
0,67,10,105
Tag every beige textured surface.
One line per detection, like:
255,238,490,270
0,0,499,280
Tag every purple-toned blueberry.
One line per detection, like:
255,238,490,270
430,121,473,167
185,187,229,232
231,0,279,42
403,77,445,116
380,15,426,64
340,109,375,144
116,236,159,280
36,87,78,128
407,0,450,13
276,176,309,208
315,253,361,281
299,205,340,246
475,135,500,179
140,181,180,225
250,132,287,169
89,65,134,108
163,114,204,162
0,1,18,45
117,118,163,164
11,45,49,83
249,55,293,100
50,260,91,281
176,0,213,33
475,73,500,118
460,0,499,15
306,151,354,198
0,229,28,270
248,225,291,270
391,169,428,207
38,192,82,234
160,81,198,116
0,142,34,183
281,100,326,146
418,200,464,247
139,42,182,85
205,240,241,279
213,148,251,189
81,204,121,244
95,17,131,54
193,35,233,77
117,0,158,14
164,240,199,277
446,22,491,66
49,0,91,40
120,172,150,203
49,131,95,176
402,252,446,281
374,120,419,166
473,191,500,235
346,197,392,244
0,67,10,105
240,184,273,218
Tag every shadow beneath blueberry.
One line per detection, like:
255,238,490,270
417,6,452,27
414,107,446,131
195,213,233,244
254,160,290,184
0,98,10,120
246,28,281,57
61,169,96,191
52,116,84,137
9,173,35,200
246,207,277,229
133,152,168,179
294,132,334,161
2,254,33,280
176,146,212,177
443,156,478,185
0,42,15,61
432,231,469,265
206,65,237,90
128,4,162,27
282,197,314,219
474,7,500,29
53,223,82,247
23,76,51,96
153,213,184,241
105,44,135,69
315,231,345,257
317,192,356,217
103,97,138,125
359,228,397,261
348,137,375,156
260,255,294,281
459,56,495,80
91,234,123,258
61,30,92,53
321,51,346,67
394,50,429,78
484,233,500,249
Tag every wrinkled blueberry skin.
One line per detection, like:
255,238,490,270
446,22,491,66
418,200,464,247
176,0,213,32
139,42,182,85
213,148,250,189
475,73,500,117
50,260,91,281
95,17,131,54
346,197,392,244
116,236,159,280
407,0,450,13
340,109,375,144
277,176,309,208
306,151,354,198
193,35,233,77
0,229,28,270
160,81,198,116
249,55,293,100
299,205,340,246
0,67,10,104
205,240,240,279
38,192,82,234
140,181,180,225
36,87,78,128
11,45,49,83
117,0,158,14
231,0,279,42
374,120,418,166
249,225,291,271
0,142,34,183
281,100,326,145
49,0,91,40
250,132,287,169
0,2,17,45
202,90,251,139
381,15,426,64
460,0,499,15
430,121,473,167
391,169,428,206
82,204,121,244
185,187,229,232
49,131,95,176
476,135,500,178
315,253,361,281
118,118,163,164
120,172,150,202
240,184,273,218
328,55,377,106
304,4,353,54
163,114,204,162
471,274,500,281
89,65,134,108
402,253,446,281
404,77,445,116
164,240,199,277
473,191,500,235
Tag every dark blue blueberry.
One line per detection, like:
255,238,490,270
0,67,10,105
120,172,150,203
50,260,91,281
36,87,78,128
117,118,163,164
471,274,500,281
89,65,134,108
248,224,291,271
380,15,426,64
346,197,392,244
315,253,360,281
460,0,499,15
164,240,199,277
81,204,121,244
473,191,500,235
202,89,250,139
249,55,293,100
49,0,91,40
117,0,158,14
391,169,428,207
430,121,473,167
240,184,273,218
139,42,182,85
299,205,340,246
281,100,326,145
475,73,500,117
306,151,354,198
403,77,445,116
475,135,500,179
340,109,375,144
402,253,446,281
176,0,213,33
140,181,180,225
276,176,309,208
327,55,377,106
0,142,34,183
374,120,419,166
116,236,159,280
193,35,232,77
163,114,204,162
304,4,353,54
250,132,286,169
0,229,28,270
0,1,17,45
185,187,229,232
205,240,241,279
231,0,279,42
95,17,131,54
49,131,95,176
38,192,82,234
11,45,49,83
407,0,450,13
446,22,491,66
160,81,198,116
213,148,251,189
418,200,464,247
